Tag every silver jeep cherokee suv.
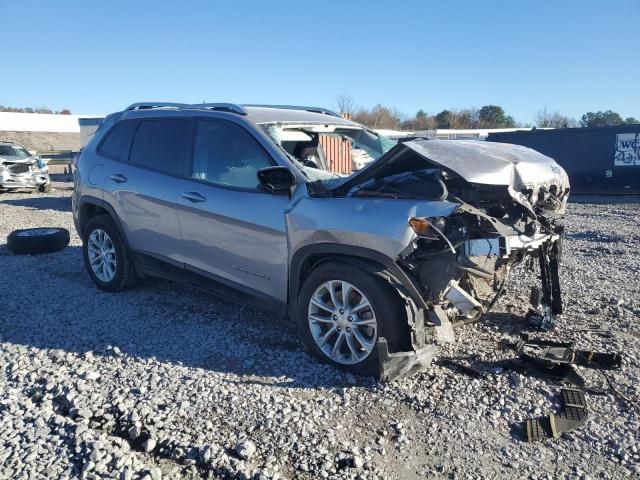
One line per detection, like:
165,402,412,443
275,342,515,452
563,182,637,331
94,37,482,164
72,102,570,379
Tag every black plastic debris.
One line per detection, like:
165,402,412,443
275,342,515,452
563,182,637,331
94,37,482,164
376,337,438,381
512,334,622,372
526,242,563,331
525,388,588,441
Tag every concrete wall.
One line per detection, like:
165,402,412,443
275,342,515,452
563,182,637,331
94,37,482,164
0,131,80,151
0,112,104,151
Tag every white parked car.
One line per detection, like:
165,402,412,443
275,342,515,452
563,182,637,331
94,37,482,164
0,142,51,192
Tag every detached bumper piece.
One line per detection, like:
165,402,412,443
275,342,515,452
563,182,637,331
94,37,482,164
526,388,588,441
376,337,438,381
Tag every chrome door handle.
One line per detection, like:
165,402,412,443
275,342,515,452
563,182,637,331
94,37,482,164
181,192,206,203
110,174,128,183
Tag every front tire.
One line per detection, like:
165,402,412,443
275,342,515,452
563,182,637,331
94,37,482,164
297,261,408,376
82,215,138,292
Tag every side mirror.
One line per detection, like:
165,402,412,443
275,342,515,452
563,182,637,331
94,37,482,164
257,166,295,192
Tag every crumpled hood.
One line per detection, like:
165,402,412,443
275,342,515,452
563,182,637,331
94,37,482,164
0,156,36,164
405,139,569,190
335,139,570,212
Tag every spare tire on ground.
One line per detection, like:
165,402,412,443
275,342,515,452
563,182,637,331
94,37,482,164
7,228,70,255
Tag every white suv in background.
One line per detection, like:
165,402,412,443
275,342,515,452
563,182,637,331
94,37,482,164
0,142,51,193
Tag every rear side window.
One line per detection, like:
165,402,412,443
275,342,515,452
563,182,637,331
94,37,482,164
129,119,190,175
97,120,137,160
192,119,274,189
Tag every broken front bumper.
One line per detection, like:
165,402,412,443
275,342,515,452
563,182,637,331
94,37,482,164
0,169,50,189
464,232,561,258
377,337,438,381
434,230,563,322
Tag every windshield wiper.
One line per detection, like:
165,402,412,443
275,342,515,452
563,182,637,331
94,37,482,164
354,190,415,199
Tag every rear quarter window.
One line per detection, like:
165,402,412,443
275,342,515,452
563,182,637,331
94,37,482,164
129,119,190,176
97,120,138,161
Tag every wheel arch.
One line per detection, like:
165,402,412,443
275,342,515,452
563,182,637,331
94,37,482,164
289,243,428,314
289,244,427,353
77,196,130,248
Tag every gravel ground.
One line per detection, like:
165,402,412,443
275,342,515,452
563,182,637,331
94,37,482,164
1,184,639,480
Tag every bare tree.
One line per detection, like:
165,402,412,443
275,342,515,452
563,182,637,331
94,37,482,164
353,104,404,129
335,95,355,115
452,108,479,129
0,105,71,114
535,107,577,128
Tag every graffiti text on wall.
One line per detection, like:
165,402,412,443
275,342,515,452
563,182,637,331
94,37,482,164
614,132,640,166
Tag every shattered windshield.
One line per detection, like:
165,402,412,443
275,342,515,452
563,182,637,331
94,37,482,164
259,122,395,184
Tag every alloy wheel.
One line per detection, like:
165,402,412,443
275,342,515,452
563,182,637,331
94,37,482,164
307,280,378,365
87,228,117,282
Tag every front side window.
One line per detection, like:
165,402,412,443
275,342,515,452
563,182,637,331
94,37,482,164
0,146,14,156
129,119,190,175
192,119,274,189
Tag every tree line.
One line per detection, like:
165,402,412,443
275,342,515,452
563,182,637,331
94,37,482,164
335,95,639,130
0,105,72,115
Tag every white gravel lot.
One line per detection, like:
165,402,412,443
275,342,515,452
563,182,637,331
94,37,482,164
0,184,639,480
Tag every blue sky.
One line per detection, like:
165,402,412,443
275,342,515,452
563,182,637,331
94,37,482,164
1,0,638,123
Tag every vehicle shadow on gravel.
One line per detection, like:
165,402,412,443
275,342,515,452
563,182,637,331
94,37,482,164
0,246,350,389
0,195,72,212
569,195,640,205
471,311,531,335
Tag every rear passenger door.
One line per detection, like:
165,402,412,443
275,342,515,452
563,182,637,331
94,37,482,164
176,118,290,304
102,117,190,264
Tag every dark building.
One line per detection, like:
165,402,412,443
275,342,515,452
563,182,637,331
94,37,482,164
487,125,640,194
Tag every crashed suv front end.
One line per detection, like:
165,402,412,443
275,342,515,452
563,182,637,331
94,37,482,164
395,140,569,330
292,139,569,379
0,144,51,191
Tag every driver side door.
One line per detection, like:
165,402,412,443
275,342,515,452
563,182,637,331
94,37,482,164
176,118,290,307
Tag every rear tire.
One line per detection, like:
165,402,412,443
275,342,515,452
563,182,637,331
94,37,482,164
82,215,138,292
38,183,52,193
297,261,408,376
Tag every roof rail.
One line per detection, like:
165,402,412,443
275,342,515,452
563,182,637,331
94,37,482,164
125,102,190,111
197,103,248,115
124,102,248,115
243,104,342,118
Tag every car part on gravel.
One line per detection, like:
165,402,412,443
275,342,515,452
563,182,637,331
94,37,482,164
525,387,588,441
6,227,70,255
525,388,588,442
377,338,438,381
511,334,622,371
500,334,622,389
575,326,614,338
